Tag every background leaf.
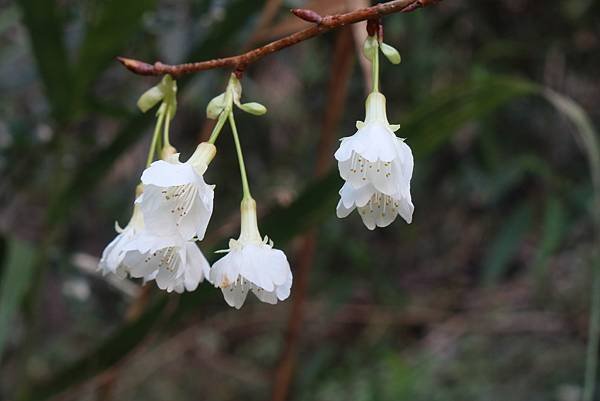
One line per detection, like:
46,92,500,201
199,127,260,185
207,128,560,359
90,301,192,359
0,239,36,359
16,0,72,122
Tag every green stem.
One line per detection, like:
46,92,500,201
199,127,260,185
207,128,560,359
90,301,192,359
372,40,380,93
228,111,251,199
145,107,166,167
163,104,172,148
208,106,230,145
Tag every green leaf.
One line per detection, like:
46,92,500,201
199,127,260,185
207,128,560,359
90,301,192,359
0,239,36,358
481,204,533,286
403,74,538,158
532,197,567,281
542,89,600,205
74,0,157,103
16,0,72,123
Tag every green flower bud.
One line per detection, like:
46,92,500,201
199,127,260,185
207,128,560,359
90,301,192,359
137,85,164,113
380,42,402,65
238,102,267,116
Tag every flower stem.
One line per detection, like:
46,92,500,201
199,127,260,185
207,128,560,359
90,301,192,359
228,111,252,199
146,106,166,167
208,106,230,145
372,39,380,93
163,104,172,148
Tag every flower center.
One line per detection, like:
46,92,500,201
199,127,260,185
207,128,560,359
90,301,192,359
359,192,400,217
162,184,198,226
158,247,179,272
349,152,392,181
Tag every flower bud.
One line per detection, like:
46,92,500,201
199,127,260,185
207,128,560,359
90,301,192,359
238,102,267,116
380,42,402,65
137,85,164,113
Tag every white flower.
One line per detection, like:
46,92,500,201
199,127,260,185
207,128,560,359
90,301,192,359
98,204,144,279
210,198,292,309
334,91,414,227
121,229,210,293
336,182,413,230
138,142,216,241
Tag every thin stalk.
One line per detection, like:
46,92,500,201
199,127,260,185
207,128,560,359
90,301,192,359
228,111,251,199
208,107,230,145
146,108,166,167
371,40,380,93
163,104,172,148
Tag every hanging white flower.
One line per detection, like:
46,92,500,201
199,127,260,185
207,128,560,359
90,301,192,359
121,229,210,293
210,198,293,309
334,91,414,227
138,142,216,241
98,195,145,279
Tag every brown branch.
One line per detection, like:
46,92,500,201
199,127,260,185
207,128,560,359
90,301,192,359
117,0,442,77
270,26,356,401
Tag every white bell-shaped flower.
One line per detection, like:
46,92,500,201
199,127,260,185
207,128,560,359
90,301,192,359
210,198,292,309
335,92,413,197
98,204,144,279
334,92,414,228
138,142,216,241
121,228,210,293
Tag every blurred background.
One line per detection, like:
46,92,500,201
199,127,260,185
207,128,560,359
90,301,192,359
1,0,600,400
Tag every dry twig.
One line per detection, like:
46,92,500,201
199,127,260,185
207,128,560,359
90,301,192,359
117,0,442,77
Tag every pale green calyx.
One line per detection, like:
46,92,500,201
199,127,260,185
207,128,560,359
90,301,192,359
356,92,400,132
238,197,262,244
380,42,402,64
137,74,177,113
363,35,379,61
207,93,227,119
207,74,268,120
228,74,268,116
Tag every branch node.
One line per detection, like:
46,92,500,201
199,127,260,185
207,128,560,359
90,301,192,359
291,8,323,24
234,66,245,79
366,18,381,37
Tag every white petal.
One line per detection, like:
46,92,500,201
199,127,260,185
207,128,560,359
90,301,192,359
275,271,293,301
251,285,278,304
396,195,414,224
336,199,355,219
183,242,210,290
239,244,275,292
141,159,199,187
339,183,375,209
210,252,241,288
122,250,161,278
357,206,377,230
221,284,249,309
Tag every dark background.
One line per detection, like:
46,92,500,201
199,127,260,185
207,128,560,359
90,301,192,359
1,1,600,400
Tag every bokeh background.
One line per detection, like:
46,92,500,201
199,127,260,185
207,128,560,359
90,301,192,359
1,0,600,400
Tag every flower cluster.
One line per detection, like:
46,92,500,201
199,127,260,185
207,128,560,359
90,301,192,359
99,32,414,308
99,75,292,309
